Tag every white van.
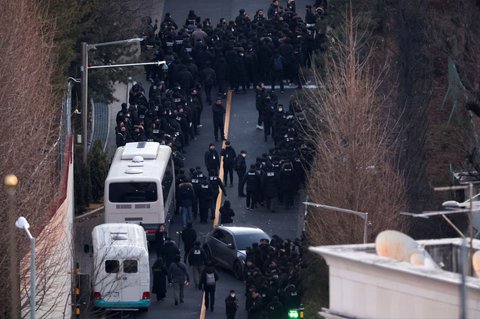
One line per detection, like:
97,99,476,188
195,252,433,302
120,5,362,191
91,223,150,311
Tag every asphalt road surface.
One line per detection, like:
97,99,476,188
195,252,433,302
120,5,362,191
74,1,310,318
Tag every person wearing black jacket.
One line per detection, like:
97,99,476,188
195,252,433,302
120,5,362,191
181,222,197,261
212,97,226,141
215,56,228,97
187,241,208,289
235,150,247,196
219,200,235,224
204,143,220,176
208,172,227,219
177,178,196,227
201,63,216,104
263,94,276,142
255,83,266,130
200,263,220,312
161,237,180,268
241,164,261,210
225,290,239,319
221,140,237,187
197,178,213,223
263,164,278,212
151,257,168,301
154,224,168,257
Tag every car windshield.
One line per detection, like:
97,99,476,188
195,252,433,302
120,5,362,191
234,232,269,250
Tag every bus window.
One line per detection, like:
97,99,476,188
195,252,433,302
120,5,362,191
162,159,174,204
109,182,158,203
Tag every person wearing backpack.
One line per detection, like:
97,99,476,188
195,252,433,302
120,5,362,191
168,255,190,306
271,51,285,92
200,263,219,312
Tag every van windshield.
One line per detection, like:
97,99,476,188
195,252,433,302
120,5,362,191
109,182,158,202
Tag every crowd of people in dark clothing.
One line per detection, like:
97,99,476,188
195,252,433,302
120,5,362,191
235,236,302,319
113,0,329,316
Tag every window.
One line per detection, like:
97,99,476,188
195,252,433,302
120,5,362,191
235,232,269,250
123,260,138,273
109,182,158,203
213,230,233,246
212,229,226,242
223,232,234,246
162,158,174,204
105,260,119,273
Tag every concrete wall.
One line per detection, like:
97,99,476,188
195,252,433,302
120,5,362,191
325,254,480,319
19,137,74,318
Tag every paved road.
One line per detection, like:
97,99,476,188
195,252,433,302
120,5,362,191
78,1,310,318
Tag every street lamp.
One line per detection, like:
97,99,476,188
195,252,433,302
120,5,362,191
81,37,144,163
303,201,369,244
400,183,477,319
15,216,35,319
5,174,19,319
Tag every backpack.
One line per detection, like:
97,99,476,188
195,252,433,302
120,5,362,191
206,272,216,286
273,55,283,71
234,156,243,171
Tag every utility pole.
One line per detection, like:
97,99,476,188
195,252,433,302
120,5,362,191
5,174,19,319
81,42,88,164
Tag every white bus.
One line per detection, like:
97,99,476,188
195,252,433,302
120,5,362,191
104,142,175,240
92,223,150,311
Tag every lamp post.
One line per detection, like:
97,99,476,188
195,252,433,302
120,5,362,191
400,183,477,319
303,201,369,244
5,174,19,319
81,37,144,163
15,217,35,319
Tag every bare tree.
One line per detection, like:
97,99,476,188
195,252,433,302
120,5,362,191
0,0,63,317
301,6,408,246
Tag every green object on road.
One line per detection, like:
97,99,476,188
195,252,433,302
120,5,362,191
288,309,300,318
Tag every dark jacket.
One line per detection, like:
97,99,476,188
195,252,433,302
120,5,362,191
168,261,190,283
212,102,226,122
235,155,246,172
161,240,180,267
221,146,237,168
202,66,217,86
225,295,238,316
204,149,221,171
188,244,208,266
178,182,196,207
181,226,197,252
209,175,227,197
151,258,168,297
200,266,219,289
219,206,235,224
242,168,261,193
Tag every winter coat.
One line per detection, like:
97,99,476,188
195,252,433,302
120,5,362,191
220,206,235,224
212,102,226,123
161,241,180,267
200,267,219,289
188,245,208,266
168,261,190,283
151,258,168,297
221,146,237,168
178,182,196,207
204,149,220,171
